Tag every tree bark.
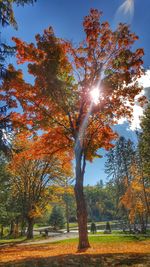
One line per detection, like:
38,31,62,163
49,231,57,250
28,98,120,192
66,201,70,233
27,218,34,239
9,220,15,236
74,140,90,250
140,214,147,234
0,225,4,238
21,219,26,236
15,217,19,238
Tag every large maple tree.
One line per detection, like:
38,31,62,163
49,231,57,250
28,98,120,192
0,9,145,249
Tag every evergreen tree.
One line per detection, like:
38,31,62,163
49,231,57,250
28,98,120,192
0,0,37,29
139,104,150,178
105,136,135,220
138,104,150,215
49,206,65,231
105,221,111,233
0,152,19,238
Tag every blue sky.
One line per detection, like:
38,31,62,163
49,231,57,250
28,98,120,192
2,0,150,185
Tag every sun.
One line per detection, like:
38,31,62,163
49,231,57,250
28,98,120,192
90,87,100,104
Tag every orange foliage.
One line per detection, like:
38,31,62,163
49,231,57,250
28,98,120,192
0,241,150,264
120,164,150,223
0,9,145,163
8,132,73,220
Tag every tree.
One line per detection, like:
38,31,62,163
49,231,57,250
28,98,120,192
0,0,37,154
104,221,111,233
106,135,149,232
105,136,135,221
139,104,150,181
0,0,37,29
120,161,149,233
0,151,21,238
59,179,75,233
85,184,115,222
1,9,145,249
8,134,72,239
120,105,150,232
49,205,65,230
0,152,10,237
90,222,96,234
52,176,75,233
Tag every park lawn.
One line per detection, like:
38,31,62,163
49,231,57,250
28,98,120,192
89,230,150,236
0,236,150,266
0,235,45,245
58,235,150,243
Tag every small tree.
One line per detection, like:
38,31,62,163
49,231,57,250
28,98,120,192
91,222,96,234
104,221,111,233
49,205,65,231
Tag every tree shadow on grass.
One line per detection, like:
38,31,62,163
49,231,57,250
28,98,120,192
0,253,149,267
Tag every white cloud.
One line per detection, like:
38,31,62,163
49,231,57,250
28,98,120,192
118,70,150,131
138,69,150,88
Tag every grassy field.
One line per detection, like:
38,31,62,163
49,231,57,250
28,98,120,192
0,235,149,266
0,235,46,245
56,235,150,244
0,232,149,245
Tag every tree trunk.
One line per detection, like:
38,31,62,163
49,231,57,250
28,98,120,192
74,182,90,249
140,214,147,234
21,219,26,236
9,220,15,236
66,201,70,233
74,140,90,250
0,225,4,238
15,217,19,238
27,218,34,239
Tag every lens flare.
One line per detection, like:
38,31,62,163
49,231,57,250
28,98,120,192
90,87,100,105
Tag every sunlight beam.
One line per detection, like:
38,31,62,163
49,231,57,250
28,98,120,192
90,87,100,105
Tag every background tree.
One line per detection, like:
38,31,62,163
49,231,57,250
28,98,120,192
0,0,37,29
138,104,150,209
8,134,72,239
121,162,149,233
0,151,21,238
49,205,65,231
105,136,135,223
85,182,115,222
0,9,145,249
120,106,150,232
0,152,10,237
52,177,75,233
104,221,111,233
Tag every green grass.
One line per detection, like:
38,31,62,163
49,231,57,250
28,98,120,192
52,234,150,245
0,231,149,246
0,236,26,244
0,235,46,245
